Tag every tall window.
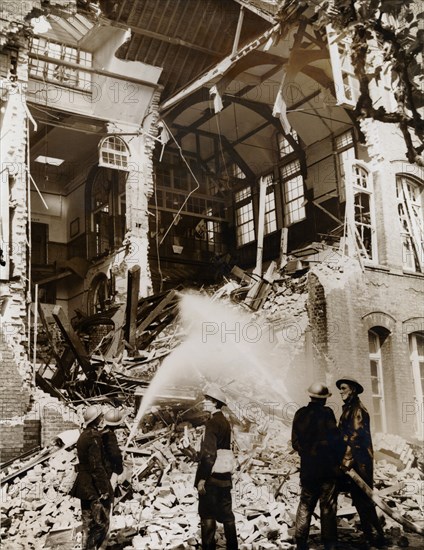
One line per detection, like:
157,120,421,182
29,37,92,90
351,162,377,262
396,176,423,272
334,130,355,202
263,173,277,235
327,27,360,107
235,186,255,246
368,330,387,433
280,160,306,226
195,209,224,254
409,333,424,440
87,167,127,259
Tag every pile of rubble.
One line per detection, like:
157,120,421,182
3,270,424,548
0,411,300,550
1,402,424,550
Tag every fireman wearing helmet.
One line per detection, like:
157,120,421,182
291,382,344,550
70,405,112,550
102,408,124,480
195,384,238,550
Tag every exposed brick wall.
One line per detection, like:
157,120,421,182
307,273,328,378
0,424,24,463
311,261,424,440
23,419,41,453
0,340,31,419
40,405,79,447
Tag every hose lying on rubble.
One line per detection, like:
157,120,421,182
347,469,424,536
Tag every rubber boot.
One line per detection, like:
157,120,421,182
201,518,217,550
223,520,238,549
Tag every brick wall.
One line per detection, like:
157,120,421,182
307,272,328,377
310,259,424,440
40,404,79,447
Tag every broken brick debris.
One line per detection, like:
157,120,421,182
1,405,422,550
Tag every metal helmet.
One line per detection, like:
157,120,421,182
83,405,103,426
104,408,125,427
203,383,227,406
307,382,332,399
336,376,364,394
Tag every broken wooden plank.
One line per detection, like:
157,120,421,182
38,303,76,389
136,290,179,338
125,265,141,354
103,305,126,359
52,305,93,378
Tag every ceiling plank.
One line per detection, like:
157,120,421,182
233,0,275,23
126,23,222,58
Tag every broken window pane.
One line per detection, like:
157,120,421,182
396,176,423,272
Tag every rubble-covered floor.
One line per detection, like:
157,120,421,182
1,406,423,549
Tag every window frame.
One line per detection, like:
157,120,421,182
396,175,424,272
368,330,387,433
263,173,278,235
280,159,306,227
334,129,356,203
29,37,92,91
86,167,127,260
343,157,378,264
98,136,131,172
326,25,360,108
409,332,424,441
234,185,255,247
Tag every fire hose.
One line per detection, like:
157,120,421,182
346,469,424,536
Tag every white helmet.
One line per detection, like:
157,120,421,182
104,408,125,426
83,405,103,426
204,383,227,406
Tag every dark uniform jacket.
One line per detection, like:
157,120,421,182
195,410,232,488
292,401,344,483
338,396,374,486
70,427,112,501
102,429,123,478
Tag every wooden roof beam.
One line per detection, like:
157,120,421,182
160,22,281,113
125,24,223,57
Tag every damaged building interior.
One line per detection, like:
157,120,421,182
0,0,424,548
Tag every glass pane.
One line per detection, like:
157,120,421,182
235,187,251,203
370,359,379,377
416,334,424,357
281,159,300,179
335,130,354,150
368,331,379,354
371,376,379,395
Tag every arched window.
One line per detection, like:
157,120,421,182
345,160,377,262
368,328,389,432
396,175,423,272
98,136,130,171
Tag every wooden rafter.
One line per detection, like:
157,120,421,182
160,21,281,113
172,63,284,143
125,23,222,58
